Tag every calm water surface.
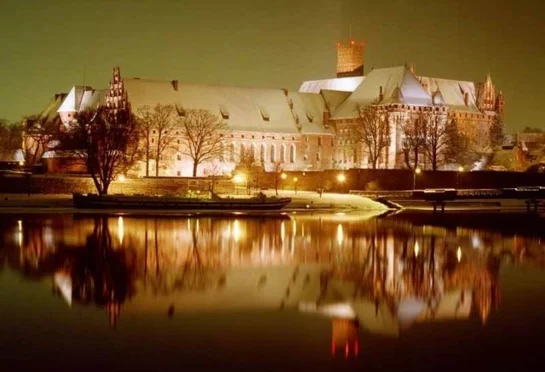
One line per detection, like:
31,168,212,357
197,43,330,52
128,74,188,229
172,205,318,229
1,211,545,371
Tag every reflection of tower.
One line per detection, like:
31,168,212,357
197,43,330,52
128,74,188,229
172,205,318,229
107,302,122,329
336,40,365,78
331,318,359,359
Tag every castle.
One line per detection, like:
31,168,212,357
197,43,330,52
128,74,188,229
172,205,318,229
32,39,504,176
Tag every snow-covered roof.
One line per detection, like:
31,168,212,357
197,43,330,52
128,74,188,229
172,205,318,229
419,77,480,113
57,86,106,113
123,79,332,135
299,76,364,93
38,93,66,123
333,66,433,118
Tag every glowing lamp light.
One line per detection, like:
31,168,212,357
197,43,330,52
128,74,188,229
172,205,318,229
337,173,346,183
414,241,420,257
18,161,24,167
233,174,246,184
458,166,464,172
457,246,462,262
280,172,287,180
414,168,422,175
118,175,126,182
293,177,299,183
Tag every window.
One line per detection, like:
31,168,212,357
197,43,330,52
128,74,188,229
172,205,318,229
270,145,276,162
177,171,181,177
177,154,181,161
151,139,155,144
280,145,286,162
177,139,181,144
289,144,295,163
260,144,266,163
316,152,321,161
229,143,235,162
318,137,322,146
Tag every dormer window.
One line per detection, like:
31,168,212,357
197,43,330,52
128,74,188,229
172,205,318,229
219,104,229,120
260,106,270,121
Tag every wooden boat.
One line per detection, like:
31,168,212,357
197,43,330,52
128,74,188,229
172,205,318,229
73,193,292,210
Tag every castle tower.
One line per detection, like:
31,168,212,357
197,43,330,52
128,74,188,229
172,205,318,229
105,66,130,123
336,39,365,78
477,73,496,112
496,90,505,116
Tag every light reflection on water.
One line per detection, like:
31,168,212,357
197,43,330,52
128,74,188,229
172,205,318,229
1,212,545,368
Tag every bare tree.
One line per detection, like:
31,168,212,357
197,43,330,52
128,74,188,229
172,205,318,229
134,106,155,177
21,115,57,166
425,112,449,170
354,105,391,169
400,111,428,169
178,109,229,177
146,104,178,177
271,161,284,196
58,108,140,195
0,119,23,155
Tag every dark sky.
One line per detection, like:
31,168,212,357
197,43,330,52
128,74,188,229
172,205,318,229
1,0,543,132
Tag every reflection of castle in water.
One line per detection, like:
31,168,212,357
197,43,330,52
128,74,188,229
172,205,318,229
2,213,544,349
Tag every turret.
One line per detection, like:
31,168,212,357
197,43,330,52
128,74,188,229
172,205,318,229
496,90,505,115
336,39,365,78
477,73,496,111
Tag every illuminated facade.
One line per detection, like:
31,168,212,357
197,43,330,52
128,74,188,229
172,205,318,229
33,39,503,174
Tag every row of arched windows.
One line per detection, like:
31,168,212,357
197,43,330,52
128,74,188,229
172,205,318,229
221,142,296,164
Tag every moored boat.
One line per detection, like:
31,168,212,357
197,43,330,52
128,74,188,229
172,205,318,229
73,193,292,210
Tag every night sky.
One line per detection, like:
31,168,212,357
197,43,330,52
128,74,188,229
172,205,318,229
1,0,543,132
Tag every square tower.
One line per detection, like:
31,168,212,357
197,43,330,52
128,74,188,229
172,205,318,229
336,40,365,78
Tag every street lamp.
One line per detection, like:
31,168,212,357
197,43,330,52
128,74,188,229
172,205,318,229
413,167,421,190
117,174,126,194
293,177,299,195
281,172,287,180
233,173,247,195
337,173,346,183
456,166,464,189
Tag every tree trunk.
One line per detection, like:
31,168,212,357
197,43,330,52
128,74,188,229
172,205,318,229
192,161,198,177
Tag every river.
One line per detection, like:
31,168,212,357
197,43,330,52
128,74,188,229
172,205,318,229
1,210,545,370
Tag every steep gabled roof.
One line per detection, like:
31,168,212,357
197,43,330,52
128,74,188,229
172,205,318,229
332,66,432,118
320,89,351,113
123,79,332,135
57,86,106,113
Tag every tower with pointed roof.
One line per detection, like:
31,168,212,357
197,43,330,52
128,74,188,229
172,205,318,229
477,73,496,112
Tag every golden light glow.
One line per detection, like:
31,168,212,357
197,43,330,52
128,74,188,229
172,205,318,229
18,161,24,166
293,177,299,183
281,172,287,180
457,246,462,262
337,224,344,246
414,241,420,257
233,174,246,184
118,216,124,245
415,168,422,175
233,220,242,242
117,175,126,182
458,166,464,172
337,173,346,183
17,220,22,232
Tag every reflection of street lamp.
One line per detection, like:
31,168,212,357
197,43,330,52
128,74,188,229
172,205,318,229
293,177,299,195
456,166,464,189
413,167,421,190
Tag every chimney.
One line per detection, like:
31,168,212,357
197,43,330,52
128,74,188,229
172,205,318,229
172,80,179,91
379,86,384,101
323,109,330,127
282,88,289,96
464,92,469,106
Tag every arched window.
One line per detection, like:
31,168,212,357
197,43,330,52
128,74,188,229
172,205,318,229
251,143,257,162
240,143,246,160
289,144,296,163
260,144,266,163
270,144,276,163
229,143,235,162
280,144,286,162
